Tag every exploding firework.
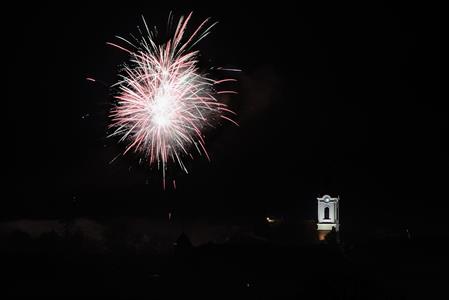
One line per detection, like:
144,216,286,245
107,13,238,188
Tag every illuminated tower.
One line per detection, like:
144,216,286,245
317,195,340,241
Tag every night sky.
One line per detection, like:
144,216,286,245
5,2,448,236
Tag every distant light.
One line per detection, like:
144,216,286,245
266,217,275,223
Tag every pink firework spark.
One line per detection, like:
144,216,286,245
107,13,238,187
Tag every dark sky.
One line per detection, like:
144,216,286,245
5,2,448,235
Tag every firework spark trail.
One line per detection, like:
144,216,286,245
107,13,238,188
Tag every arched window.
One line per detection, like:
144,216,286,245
324,207,330,219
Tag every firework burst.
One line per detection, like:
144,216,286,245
107,13,238,187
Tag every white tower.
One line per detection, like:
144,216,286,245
317,195,340,240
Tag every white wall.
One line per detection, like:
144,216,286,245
317,196,339,224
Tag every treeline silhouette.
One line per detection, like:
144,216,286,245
0,223,447,299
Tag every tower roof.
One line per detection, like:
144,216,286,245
317,195,339,202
